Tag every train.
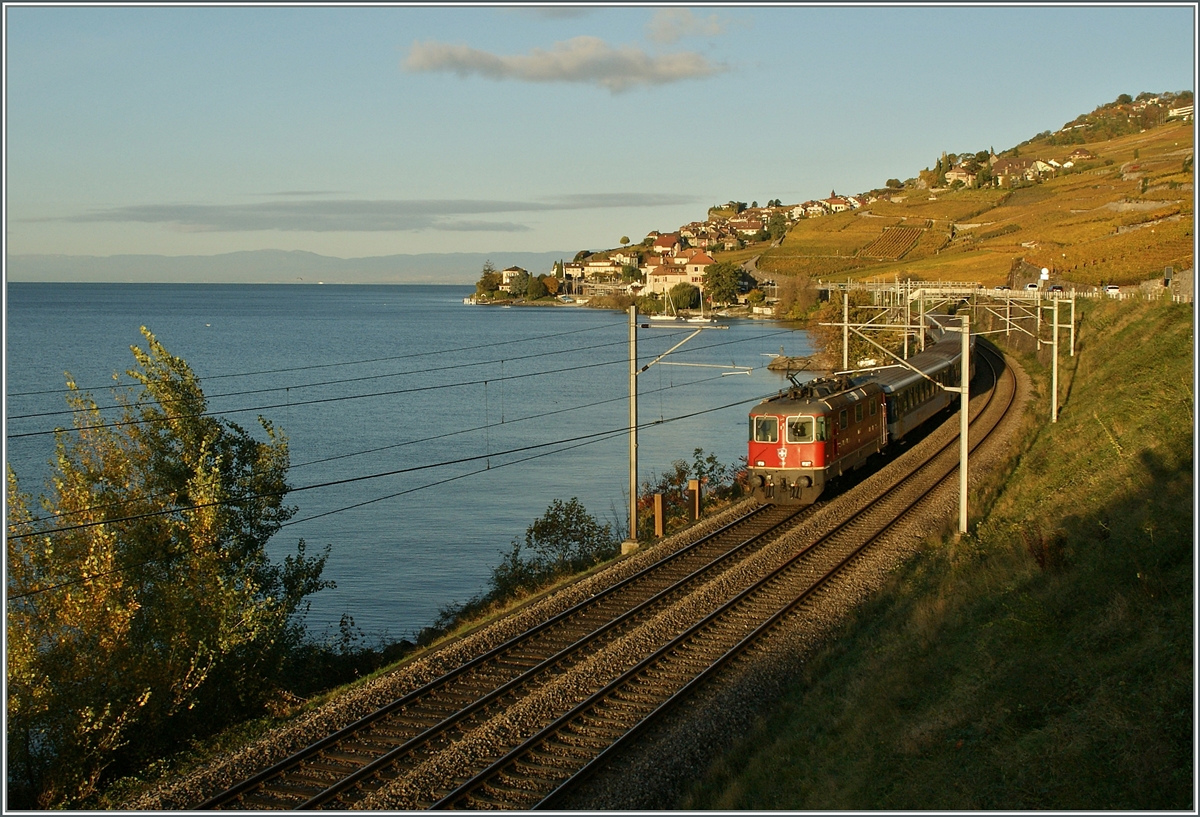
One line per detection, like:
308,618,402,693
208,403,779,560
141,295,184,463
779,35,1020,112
747,316,975,505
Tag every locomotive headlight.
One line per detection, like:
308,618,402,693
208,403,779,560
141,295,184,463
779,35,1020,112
750,475,765,488
798,475,813,488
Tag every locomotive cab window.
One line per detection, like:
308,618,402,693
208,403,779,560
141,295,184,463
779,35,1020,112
839,409,848,429
855,403,863,423
786,416,815,444
752,416,779,443
816,417,829,441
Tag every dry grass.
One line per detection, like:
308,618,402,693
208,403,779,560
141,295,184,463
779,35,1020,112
681,298,1194,810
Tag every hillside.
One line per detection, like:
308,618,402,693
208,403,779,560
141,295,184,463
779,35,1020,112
752,119,1193,289
681,297,1194,809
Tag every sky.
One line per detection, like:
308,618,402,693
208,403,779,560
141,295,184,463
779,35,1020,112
4,3,1196,263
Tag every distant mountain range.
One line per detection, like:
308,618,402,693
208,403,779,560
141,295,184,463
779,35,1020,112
5,249,575,285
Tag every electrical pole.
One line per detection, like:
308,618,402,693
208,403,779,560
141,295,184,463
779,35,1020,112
628,305,638,545
1069,294,1076,357
842,290,849,370
1051,299,1059,423
623,308,743,551
957,315,970,534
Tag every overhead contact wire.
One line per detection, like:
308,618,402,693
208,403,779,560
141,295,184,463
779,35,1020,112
6,319,630,398
7,390,770,546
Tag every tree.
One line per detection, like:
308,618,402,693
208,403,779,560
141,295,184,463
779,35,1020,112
886,178,902,189
620,236,630,247
1117,93,1133,105
539,274,560,296
670,282,701,310
806,290,904,369
703,261,742,306
6,328,330,807
526,275,548,300
506,270,530,297
476,260,501,296
487,499,616,600
767,211,788,242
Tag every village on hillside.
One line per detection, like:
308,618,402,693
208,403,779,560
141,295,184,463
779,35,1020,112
476,91,1194,308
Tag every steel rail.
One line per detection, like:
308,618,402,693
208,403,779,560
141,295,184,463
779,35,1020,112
196,502,792,809
430,346,1014,809
291,507,807,808
539,342,1016,808
201,343,1013,811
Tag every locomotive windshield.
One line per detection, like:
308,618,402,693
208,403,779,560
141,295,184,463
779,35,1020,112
752,415,779,443
786,416,815,443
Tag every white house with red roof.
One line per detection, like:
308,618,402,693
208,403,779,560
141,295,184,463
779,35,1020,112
651,233,682,255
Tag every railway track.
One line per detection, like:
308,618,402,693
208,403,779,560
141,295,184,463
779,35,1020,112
197,503,810,809
198,343,1017,811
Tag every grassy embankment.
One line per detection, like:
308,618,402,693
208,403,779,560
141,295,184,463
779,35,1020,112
754,121,1193,288
680,296,1194,809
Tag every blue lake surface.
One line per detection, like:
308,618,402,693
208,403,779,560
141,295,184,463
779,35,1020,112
5,283,814,640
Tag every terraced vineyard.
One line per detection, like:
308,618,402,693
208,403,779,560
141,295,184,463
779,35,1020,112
860,226,922,259
761,121,1192,287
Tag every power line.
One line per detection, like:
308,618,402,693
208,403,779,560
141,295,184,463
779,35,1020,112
7,321,775,438
5,319,630,399
6,334,640,423
6,354,630,440
14,369,736,527
8,323,791,422
7,390,770,547
6,429,635,602
290,368,730,469
281,428,633,527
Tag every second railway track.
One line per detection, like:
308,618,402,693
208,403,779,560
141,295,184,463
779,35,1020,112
195,341,1019,811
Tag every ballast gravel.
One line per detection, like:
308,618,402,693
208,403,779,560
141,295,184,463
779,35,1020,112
125,350,1030,812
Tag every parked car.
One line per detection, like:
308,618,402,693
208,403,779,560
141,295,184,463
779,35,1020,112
1049,285,1064,293
1025,282,1039,290
1105,285,1121,297
994,285,1010,290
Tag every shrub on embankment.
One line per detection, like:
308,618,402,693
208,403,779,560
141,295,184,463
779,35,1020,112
419,449,745,643
681,297,1193,809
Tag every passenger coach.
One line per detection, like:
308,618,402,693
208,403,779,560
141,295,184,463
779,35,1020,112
748,319,974,505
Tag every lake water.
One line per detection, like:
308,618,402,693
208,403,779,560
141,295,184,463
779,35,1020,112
5,283,814,641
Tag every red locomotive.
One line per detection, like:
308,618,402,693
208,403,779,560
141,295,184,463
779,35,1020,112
748,322,972,505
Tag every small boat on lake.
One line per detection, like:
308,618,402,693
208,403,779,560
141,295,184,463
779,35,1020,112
686,295,716,323
649,291,682,321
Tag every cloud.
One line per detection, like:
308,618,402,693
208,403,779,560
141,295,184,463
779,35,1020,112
403,36,725,92
645,8,729,43
53,193,701,233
